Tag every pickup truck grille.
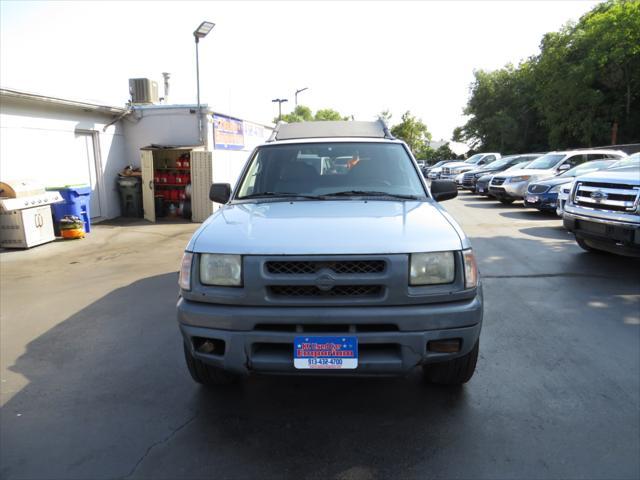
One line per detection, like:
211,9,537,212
266,260,386,275
269,285,383,298
491,177,506,186
573,181,640,212
442,167,451,175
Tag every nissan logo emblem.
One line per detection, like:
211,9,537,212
315,273,336,291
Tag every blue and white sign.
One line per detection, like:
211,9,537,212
294,336,358,369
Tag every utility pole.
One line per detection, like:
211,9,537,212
295,87,308,107
272,98,288,121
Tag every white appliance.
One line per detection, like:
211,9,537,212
0,180,62,249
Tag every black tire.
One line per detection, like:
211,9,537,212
499,198,515,205
183,342,238,386
575,236,602,254
423,340,479,385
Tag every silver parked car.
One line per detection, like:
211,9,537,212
177,120,483,386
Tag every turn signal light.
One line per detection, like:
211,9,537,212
427,339,461,353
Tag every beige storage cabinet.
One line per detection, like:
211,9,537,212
140,145,214,223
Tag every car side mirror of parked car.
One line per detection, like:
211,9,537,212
557,164,571,173
209,183,232,204
430,180,458,202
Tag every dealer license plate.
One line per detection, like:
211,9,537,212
294,336,358,369
526,194,539,203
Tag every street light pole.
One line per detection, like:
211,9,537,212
272,98,288,121
295,87,308,107
193,21,215,144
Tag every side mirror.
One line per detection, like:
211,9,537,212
430,180,458,202
557,164,571,173
209,183,231,204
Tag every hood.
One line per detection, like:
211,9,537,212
575,168,640,186
443,162,468,169
533,176,573,188
188,200,464,255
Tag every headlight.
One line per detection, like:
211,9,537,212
462,250,479,289
200,254,242,286
410,252,455,285
549,184,563,194
510,175,531,183
178,252,194,290
475,173,484,178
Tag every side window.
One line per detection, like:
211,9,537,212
565,154,587,168
587,153,606,161
484,155,495,163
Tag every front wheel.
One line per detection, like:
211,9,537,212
183,342,239,386
423,340,479,385
575,236,603,254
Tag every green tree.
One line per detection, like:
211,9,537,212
314,108,349,121
275,105,350,123
454,0,640,151
390,111,432,158
278,105,313,123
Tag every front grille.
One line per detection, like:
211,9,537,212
491,177,506,186
489,186,505,193
269,285,383,298
528,184,550,194
266,260,386,275
574,181,640,212
442,167,451,175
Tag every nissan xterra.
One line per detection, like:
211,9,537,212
177,121,483,386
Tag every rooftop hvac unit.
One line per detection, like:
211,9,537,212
129,78,159,104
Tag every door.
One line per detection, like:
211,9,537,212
191,150,213,223
74,133,102,218
141,150,156,222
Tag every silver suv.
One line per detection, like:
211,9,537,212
177,121,482,386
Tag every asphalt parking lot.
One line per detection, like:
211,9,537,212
1,194,639,480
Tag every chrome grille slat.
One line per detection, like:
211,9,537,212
491,177,506,186
573,181,640,212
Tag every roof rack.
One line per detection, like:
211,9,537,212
266,119,395,142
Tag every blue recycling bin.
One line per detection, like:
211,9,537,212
47,185,92,233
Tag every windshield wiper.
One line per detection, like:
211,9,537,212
323,190,419,200
239,192,325,200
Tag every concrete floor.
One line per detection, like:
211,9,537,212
1,196,639,480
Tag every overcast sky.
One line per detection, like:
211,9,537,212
1,0,599,140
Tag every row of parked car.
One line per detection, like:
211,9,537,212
423,150,640,257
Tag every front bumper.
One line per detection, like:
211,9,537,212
564,211,640,256
524,192,558,211
178,293,483,376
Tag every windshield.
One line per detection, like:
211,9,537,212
525,153,565,170
506,161,532,171
236,142,426,199
609,156,640,169
432,160,448,168
561,160,615,177
464,154,484,164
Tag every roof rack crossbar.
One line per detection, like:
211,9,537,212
378,118,395,140
267,121,287,142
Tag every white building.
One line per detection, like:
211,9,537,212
0,88,271,222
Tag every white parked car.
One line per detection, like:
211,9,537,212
440,153,501,180
488,149,627,204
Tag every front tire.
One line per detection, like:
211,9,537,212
183,342,238,386
423,340,479,385
575,236,602,254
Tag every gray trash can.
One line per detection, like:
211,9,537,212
117,176,143,217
